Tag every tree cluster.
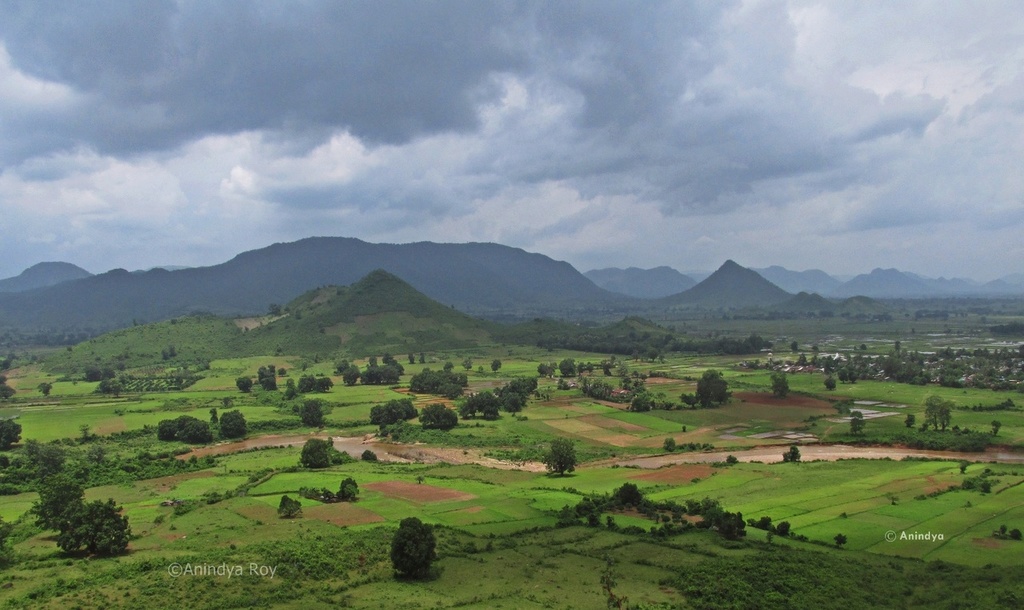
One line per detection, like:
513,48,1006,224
370,399,418,429
408,368,468,398
157,415,213,444
298,438,353,468
297,374,333,393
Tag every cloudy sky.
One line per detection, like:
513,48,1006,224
1,1,1022,281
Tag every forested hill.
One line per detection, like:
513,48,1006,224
0,237,633,332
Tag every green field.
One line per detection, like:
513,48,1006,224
0,309,1023,608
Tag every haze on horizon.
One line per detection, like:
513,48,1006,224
1,1,1022,282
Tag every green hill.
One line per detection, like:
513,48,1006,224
45,270,497,375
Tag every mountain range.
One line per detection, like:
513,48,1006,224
1,236,1020,336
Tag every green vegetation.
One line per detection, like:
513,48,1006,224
0,278,1021,607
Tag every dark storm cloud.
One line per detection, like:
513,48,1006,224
0,0,523,157
0,0,892,212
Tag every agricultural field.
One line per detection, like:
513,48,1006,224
1,324,1024,608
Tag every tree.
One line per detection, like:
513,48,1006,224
300,400,326,428
790,341,799,352
992,420,1002,436
419,404,458,430
338,477,359,501
770,372,789,398
219,410,247,439
300,438,333,468
850,411,865,435
37,382,53,396
544,437,577,476
823,376,836,391
370,399,418,428
342,365,361,386
695,370,730,408
390,517,436,579
904,413,916,429
834,533,847,548
782,445,801,463
558,358,577,377
924,396,953,431
0,419,21,450
461,357,473,371
491,359,502,372
32,474,84,531
235,376,253,393
57,499,131,555
459,391,501,420
278,495,302,518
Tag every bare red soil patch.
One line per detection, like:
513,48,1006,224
733,391,831,409
633,464,715,484
364,480,475,503
972,537,1002,549
303,503,385,527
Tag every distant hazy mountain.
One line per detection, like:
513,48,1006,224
829,268,935,298
830,268,1023,298
753,266,841,295
0,262,92,293
584,266,696,299
0,237,631,331
659,260,792,308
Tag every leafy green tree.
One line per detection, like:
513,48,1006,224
770,372,789,398
461,357,473,371
235,377,253,393
342,365,361,386
544,437,577,476
850,411,865,435
57,499,131,555
390,517,436,578
490,359,502,372
37,382,53,396
695,370,730,408
558,358,577,377
24,440,66,477
300,399,326,427
904,413,916,429
338,477,359,501
823,376,836,391
0,419,21,450
992,420,1002,436
459,391,501,420
781,445,801,463
278,495,302,518
663,437,676,452
31,474,84,531
300,438,333,468
219,410,247,439
925,396,953,431
370,399,418,428
361,449,378,461
419,404,458,430
834,533,847,547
